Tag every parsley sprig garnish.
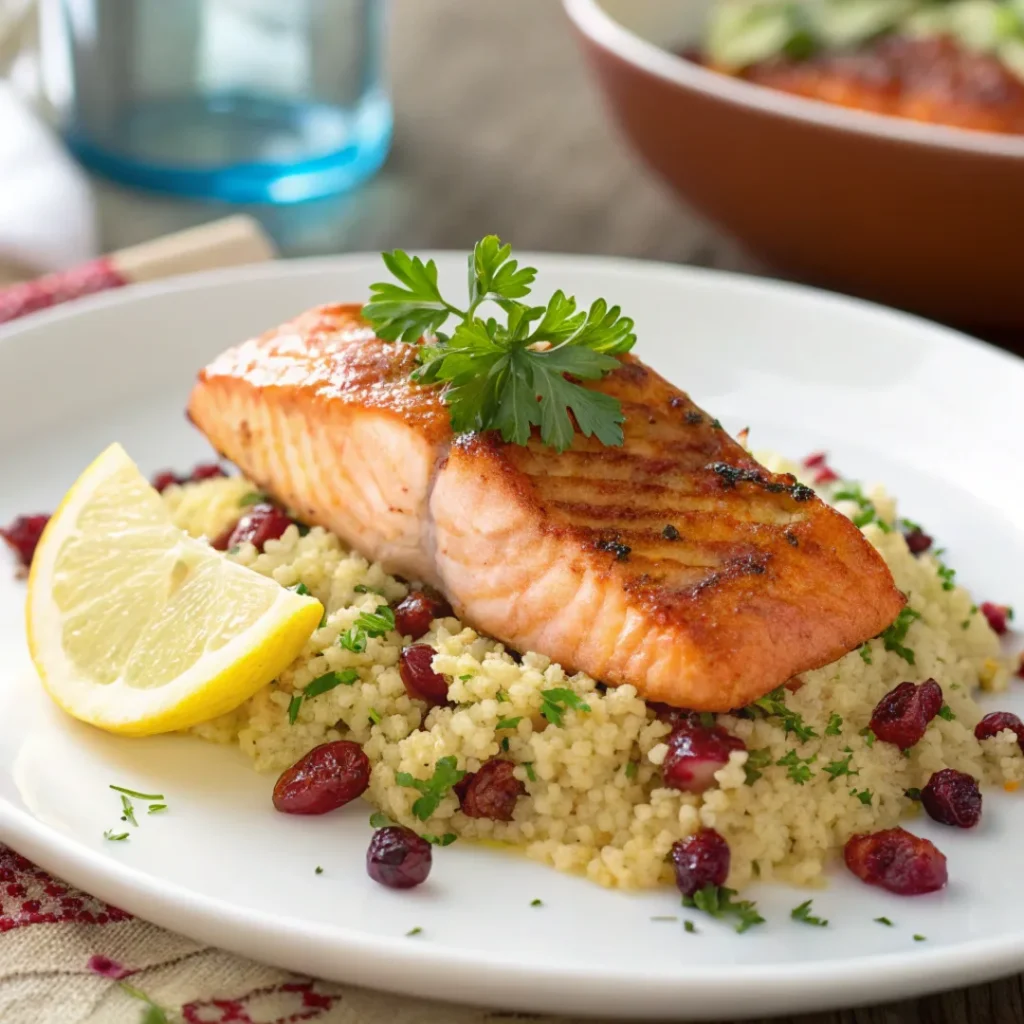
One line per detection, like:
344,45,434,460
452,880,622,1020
777,749,816,784
396,756,466,820
791,899,828,927
287,669,359,724
683,884,765,933
879,606,922,665
363,237,637,452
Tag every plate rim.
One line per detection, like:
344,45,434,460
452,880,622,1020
2,251,1023,1019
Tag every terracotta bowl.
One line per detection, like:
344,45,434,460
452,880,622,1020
565,0,1024,331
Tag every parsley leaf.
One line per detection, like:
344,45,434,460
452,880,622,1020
823,753,858,781
287,669,359,723
364,237,636,453
744,748,773,785
522,762,537,782
684,919,697,933
422,833,458,846
109,785,164,801
791,899,828,926
495,716,522,730
354,605,396,637
860,726,876,748
683,884,765,933
875,916,894,926
833,482,892,532
396,756,466,820
369,811,393,828
776,749,816,784
751,687,818,742
289,582,311,596
937,704,956,721
407,926,424,937
859,644,873,665
368,708,382,726
539,687,591,727
850,788,873,805
530,898,543,907
879,606,922,665
338,625,368,653
624,761,639,779
287,694,303,725
120,794,138,827
825,713,843,736
103,830,129,842
353,583,386,596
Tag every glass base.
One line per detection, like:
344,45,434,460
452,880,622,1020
64,90,392,205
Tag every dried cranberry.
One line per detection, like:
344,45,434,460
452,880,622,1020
921,768,982,828
903,527,933,555
869,679,943,750
454,759,525,821
803,452,828,468
217,503,293,552
844,828,948,895
272,741,370,815
393,588,453,639
980,602,1013,636
975,711,1024,751
150,471,181,493
367,826,432,889
661,720,745,793
0,514,49,569
399,644,449,705
187,463,226,483
670,829,730,897
813,466,839,485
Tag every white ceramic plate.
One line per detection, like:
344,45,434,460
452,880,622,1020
2,255,1024,1021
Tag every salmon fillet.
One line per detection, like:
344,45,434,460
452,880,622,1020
187,303,905,711
728,36,1024,134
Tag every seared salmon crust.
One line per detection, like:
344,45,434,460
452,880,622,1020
188,303,905,710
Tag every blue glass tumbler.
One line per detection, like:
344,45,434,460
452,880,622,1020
42,0,392,204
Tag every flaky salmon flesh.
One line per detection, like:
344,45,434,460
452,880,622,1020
187,304,905,711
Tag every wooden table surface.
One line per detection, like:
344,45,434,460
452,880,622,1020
90,2,1017,1021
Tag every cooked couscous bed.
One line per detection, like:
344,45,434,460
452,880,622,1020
164,455,1022,893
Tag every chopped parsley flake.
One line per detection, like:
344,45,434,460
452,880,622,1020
914,934,926,942
684,920,697,933
937,704,956,721
683,885,765,933
495,689,509,701
120,795,138,827
103,830,129,841
354,583,386,595
879,606,922,665
290,669,360,723
289,582,311,596
710,418,723,430
287,694,303,725
905,787,922,801
495,716,522,730
776,749,816,784
825,713,843,736
109,785,164,801
406,926,423,937
539,687,591,727
834,482,892,532
338,625,368,653
624,761,639,780
850,789,873,805
859,644,873,665
239,492,267,507
523,762,537,782
860,726,876,748
744,748,773,785
146,803,167,814
699,711,716,729
396,756,466,820
531,898,543,907
315,866,323,875
369,811,393,828
791,900,827,927
875,916,894,926
423,833,457,846
751,687,817,742
500,737,510,752
368,708,383,726
354,604,396,637
823,753,858,781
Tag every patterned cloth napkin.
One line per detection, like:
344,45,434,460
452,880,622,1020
0,843,603,1024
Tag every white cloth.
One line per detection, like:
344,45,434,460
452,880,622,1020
0,81,96,279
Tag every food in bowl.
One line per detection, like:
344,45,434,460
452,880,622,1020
698,0,1024,133
8,239,1023,926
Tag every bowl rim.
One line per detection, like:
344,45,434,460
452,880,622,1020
564,0,1024,159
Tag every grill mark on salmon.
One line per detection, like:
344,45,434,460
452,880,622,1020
188,303,905,711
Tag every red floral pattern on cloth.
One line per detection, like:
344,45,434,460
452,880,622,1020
0,257,127,324
182,981,341,1023
0,845,131,932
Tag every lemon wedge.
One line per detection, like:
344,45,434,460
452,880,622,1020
27,443,322,736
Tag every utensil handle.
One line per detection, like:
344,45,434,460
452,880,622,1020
0,215,275,325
